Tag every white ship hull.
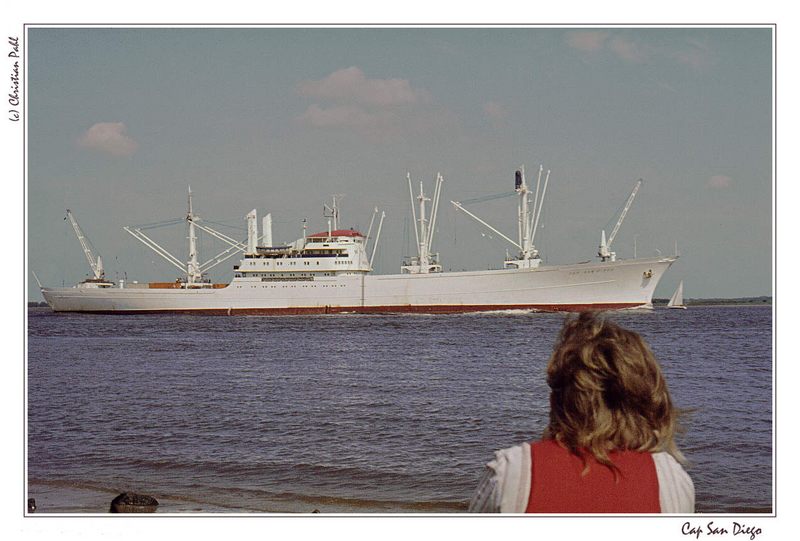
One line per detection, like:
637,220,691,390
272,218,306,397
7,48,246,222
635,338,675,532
42,256,675,315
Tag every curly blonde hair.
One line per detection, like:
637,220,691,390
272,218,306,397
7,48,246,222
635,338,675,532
544,312,685,471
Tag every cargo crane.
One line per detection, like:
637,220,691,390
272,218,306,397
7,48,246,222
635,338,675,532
598,179,642,262
65,209,114,287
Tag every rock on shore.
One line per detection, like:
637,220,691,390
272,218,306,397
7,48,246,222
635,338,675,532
109,492,159,513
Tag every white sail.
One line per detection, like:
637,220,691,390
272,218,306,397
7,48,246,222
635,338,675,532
667,280,686,309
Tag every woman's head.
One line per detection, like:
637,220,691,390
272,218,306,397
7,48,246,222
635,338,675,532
545,312,684,467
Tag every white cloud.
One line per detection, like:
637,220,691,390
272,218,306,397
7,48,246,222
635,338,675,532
296,66,448,136
566,31,649,63
297,66,429,107
297,104,396,130
670,39,713,70
564,31,609,53
483,101,510,128
708,175,733,189
77,122,138,156
565,31,712,70
607,36,648,63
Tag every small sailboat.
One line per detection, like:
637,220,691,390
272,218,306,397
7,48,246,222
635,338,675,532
667,280,687,309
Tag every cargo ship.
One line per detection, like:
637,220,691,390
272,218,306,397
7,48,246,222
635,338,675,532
40,167,677,315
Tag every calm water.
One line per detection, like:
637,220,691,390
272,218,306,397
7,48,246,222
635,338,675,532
26,305,773,513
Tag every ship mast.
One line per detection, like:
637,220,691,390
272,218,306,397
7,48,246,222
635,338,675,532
515,165,550,263
403,173,443,274
125,189,249,286
417,180,430,270
324,194,343,235
451,164,549,269
186,187,202,284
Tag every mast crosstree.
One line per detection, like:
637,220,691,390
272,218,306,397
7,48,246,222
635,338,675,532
124,188,251,287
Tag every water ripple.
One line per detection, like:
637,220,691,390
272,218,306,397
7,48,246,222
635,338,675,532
27,305,772,513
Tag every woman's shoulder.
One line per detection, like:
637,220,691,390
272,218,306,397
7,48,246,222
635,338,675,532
468,442,532,513
491,442,531,467
652,452,695,513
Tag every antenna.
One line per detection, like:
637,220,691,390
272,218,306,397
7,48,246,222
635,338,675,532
323,194,344,232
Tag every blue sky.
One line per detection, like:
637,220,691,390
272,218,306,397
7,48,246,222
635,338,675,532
25,27,773,299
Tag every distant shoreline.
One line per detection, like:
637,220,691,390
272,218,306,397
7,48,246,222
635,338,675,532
652,296,772,307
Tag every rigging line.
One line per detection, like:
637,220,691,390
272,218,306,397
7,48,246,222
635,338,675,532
201,219,248,231
602,188,634,233
130,218,186,230
458,191,516,205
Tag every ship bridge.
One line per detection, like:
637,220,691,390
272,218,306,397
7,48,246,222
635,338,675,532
234,228,371,281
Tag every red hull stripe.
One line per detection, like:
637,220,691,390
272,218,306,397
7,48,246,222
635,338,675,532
56,303,643,315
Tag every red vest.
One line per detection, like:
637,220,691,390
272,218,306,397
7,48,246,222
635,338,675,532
525,439,660,513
